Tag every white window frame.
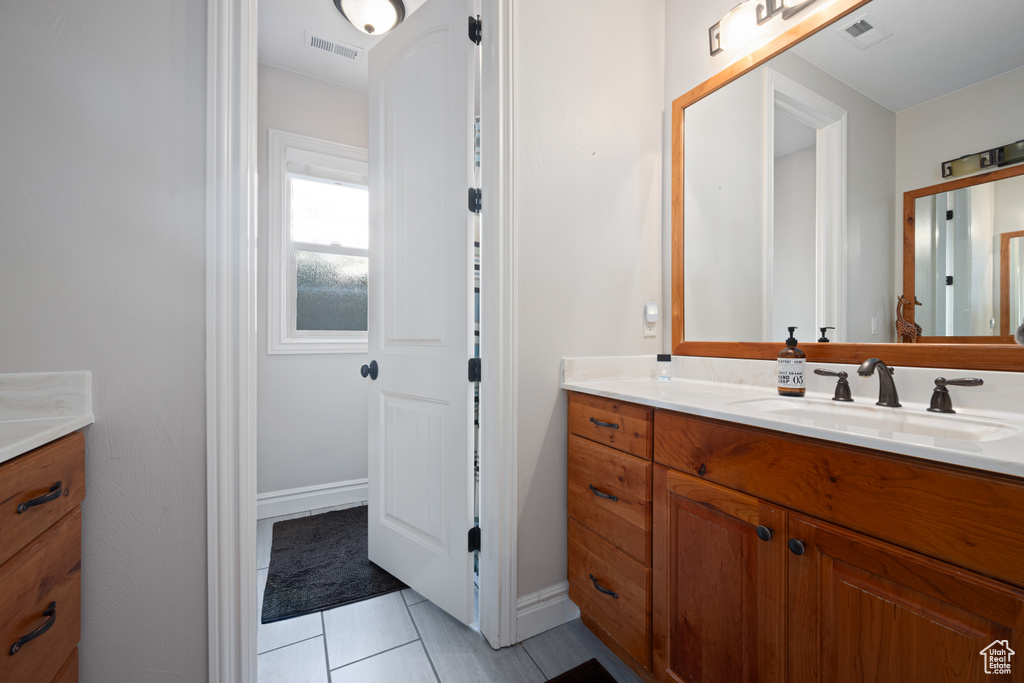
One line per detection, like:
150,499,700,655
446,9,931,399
267,129,369,354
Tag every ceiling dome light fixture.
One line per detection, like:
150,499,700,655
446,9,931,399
333,0,406,36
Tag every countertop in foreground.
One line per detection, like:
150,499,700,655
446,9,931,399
562,357,1024,479
0,372,94,466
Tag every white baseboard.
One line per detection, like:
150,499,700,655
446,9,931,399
516,581,580,642
256,478,368,519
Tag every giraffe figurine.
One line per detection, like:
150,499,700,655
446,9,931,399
895,295,923,343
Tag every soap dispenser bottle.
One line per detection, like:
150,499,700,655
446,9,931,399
777,326,806,397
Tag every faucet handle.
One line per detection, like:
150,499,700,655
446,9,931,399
928,377,984,414
936,377,983,387
813,369,853,402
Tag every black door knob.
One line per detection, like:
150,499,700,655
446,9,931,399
788,538,806,555
360,360,379,380
756,525,773,542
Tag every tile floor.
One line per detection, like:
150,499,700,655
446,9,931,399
257,505,643,683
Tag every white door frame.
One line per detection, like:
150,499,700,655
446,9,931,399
762,68,848,342
205,0,519,680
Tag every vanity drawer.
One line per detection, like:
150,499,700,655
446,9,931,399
654,409,1024,590
0,507,82,683
568,518,651,669
568,434,651,565
53,648,79,683
0,432,85,567
568,392,652,459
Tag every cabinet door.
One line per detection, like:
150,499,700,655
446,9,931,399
788,513,1024,683
653,466,787,683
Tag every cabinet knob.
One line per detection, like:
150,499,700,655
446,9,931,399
756,525,773,542
360,360,379,380
788,538,806,555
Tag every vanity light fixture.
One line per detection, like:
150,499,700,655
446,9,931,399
942,139,1024,178
333,0,405,36
710,0,820,56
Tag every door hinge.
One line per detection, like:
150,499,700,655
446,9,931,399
468,187,482,214
468,357,482,383
946,275,954,285
946,209,954,220
468,15,482,45
468,526,481,553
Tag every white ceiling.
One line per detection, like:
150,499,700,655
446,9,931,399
775,108,817,158
792,0,1024,112
258,0,429,90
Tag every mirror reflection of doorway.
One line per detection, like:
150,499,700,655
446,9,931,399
1002,230,1024,336
771,109,817,341
764,69,847,343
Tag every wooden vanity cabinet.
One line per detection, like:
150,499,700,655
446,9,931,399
652,468,787,682
567,392,654,680
653,410,1024,683
0,432,84,683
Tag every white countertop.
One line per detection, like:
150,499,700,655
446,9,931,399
0,372,94,465
562,356,1024,479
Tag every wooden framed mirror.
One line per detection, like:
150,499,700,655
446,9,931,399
671,0,1024,371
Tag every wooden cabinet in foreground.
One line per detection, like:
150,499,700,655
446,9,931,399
653,410,1024,683
567,392,654,680
0,432,85,683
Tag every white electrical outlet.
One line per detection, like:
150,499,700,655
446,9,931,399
871,317,878,335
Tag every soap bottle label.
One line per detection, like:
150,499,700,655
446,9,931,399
777,358,806,389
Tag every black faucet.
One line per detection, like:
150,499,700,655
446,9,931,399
857,358,901,408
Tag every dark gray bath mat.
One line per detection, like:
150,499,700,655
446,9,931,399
261,505,406,623
546,658,618,683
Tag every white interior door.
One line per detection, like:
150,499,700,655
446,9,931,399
367,0,476,625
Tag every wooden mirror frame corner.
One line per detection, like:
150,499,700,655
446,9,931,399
670,0,1024,371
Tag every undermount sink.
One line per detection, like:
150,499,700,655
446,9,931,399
730,396,1020,443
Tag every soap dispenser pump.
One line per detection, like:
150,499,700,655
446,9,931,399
778,326,806,397
818,326,835,343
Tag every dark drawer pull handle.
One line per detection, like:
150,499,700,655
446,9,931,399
589,574,618,599
788,538,806,556
16,482,63,514
588,485,618,502
10,602,57,655
589,417,619,430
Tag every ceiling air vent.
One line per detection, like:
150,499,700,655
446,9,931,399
305,32,364,63
836,13,893,49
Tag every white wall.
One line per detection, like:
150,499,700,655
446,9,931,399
896,66,1024,314
895,66,1024,197
674,44,897,344
512,0,665,598
256,65,371,513
0,1,207,681
772,145,817,341
683,69,764,341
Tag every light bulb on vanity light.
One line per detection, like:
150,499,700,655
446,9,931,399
719,0,760,52
333,0,405,36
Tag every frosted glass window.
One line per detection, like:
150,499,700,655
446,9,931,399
267,129,368,354
288,173,369,334
295,252,368,331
